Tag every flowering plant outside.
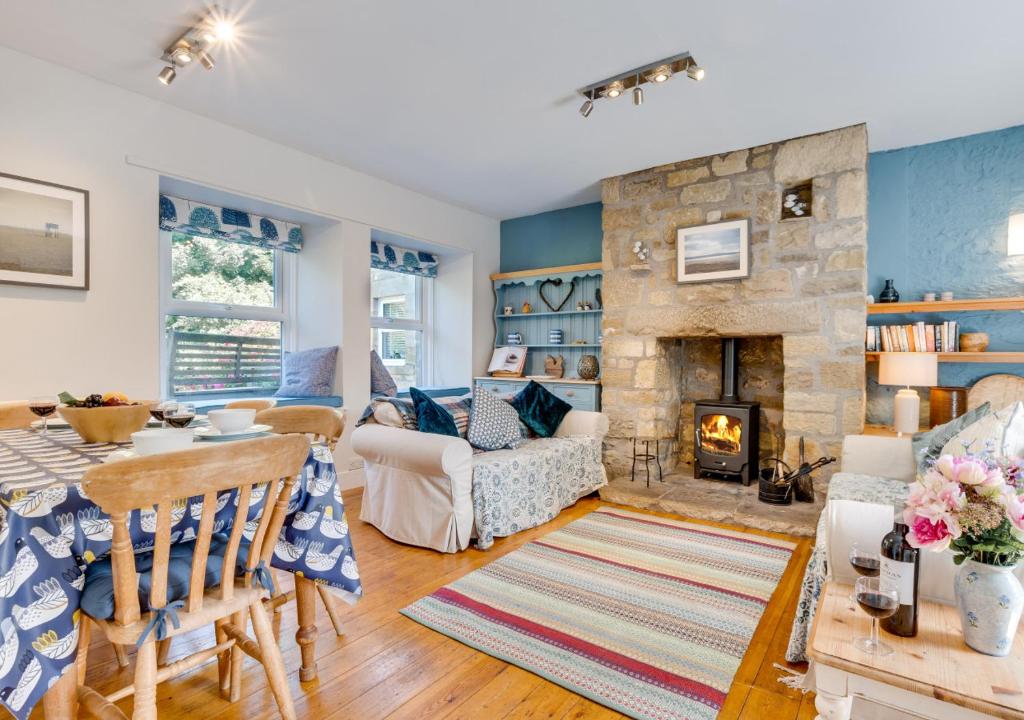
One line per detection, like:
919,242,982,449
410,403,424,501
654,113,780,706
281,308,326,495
904,452,1024,567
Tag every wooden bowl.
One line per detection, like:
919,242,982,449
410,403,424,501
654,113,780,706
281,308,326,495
58,403,154,443
959,332,989,353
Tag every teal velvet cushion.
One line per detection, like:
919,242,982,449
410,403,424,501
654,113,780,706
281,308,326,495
911,401,991,473
81,533,249,621
409,387,459,437
510,380,572,438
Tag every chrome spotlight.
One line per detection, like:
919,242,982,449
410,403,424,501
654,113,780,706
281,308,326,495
157,65,177,85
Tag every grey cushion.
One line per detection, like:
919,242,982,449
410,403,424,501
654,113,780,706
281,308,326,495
912,402,991,473
275,346,338,397
370,350,398,397
468,387,524,451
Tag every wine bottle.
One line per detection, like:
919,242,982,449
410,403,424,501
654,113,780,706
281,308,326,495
879,521,920,637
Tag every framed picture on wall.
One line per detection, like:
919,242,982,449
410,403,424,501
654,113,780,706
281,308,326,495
676,219,749,284
0,172,89,289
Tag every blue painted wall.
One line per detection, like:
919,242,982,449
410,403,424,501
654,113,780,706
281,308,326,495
499,202,602,272
866,124,1024,422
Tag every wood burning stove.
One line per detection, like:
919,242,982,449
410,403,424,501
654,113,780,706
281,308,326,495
693,338,760,486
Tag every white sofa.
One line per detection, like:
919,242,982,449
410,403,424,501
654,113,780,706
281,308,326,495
351,409,608,553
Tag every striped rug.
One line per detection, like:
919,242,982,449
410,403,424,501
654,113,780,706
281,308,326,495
401,507,795,720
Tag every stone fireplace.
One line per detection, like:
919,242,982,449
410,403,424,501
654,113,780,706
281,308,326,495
597,125,868,533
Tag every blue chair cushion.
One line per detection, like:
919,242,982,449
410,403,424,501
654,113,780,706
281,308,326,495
80,533,251,621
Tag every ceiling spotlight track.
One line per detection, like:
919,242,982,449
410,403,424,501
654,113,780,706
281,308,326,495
576,51,703,118
157,4,234,85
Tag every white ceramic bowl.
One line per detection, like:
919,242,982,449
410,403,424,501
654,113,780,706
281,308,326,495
131,428,195,456
207,408,257,434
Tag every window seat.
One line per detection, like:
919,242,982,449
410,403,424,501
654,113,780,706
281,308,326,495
394,387,469,399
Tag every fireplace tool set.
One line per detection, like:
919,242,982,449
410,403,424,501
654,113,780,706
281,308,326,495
758,436,835,505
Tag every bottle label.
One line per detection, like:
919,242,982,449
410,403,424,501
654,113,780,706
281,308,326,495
880,557,915,605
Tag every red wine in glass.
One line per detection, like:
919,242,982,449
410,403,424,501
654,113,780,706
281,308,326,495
856,591,899,618
29,396,57,437
851,556,880,577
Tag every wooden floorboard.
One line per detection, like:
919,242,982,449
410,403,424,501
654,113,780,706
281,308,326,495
36,490,813,719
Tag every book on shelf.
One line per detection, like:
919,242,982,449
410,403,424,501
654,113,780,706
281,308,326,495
867,321,959,352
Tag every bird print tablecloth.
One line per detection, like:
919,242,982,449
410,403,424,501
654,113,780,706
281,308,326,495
0,427,362,720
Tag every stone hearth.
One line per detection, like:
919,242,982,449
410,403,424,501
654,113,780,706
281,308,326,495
597,124,868,526
601,473,823,537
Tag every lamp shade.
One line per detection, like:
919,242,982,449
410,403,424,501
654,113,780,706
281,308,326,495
878,353,938,387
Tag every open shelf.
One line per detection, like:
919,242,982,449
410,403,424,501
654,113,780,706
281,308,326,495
868,296,1024,315
865,352,1024,364
496,309,602,319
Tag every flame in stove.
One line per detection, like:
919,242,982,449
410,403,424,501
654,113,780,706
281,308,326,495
700,414,742,456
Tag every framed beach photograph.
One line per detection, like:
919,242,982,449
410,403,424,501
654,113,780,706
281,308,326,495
676,219,749,284
0,172,89,289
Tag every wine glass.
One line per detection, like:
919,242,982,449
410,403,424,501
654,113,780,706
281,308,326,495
29,395,58,436
854,576,899,656
164,402,196,429
847,542,879,605
150,399,175,426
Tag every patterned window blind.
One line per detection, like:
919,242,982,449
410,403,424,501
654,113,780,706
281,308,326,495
159,194,304,252
370,239,438,277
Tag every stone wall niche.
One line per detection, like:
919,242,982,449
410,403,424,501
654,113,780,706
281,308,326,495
600,125,868,492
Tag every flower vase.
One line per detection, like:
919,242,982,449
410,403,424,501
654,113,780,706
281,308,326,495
953,559,1024,656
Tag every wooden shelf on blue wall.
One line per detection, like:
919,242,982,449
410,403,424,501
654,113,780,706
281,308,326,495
868,296,1024,315
865,351,1024,363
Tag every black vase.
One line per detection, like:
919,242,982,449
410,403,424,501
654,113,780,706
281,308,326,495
879,279,900,303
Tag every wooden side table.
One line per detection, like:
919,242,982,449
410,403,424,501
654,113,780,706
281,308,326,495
808,582,1024,720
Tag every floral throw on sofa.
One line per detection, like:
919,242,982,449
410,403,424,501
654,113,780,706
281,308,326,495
470,435,607,549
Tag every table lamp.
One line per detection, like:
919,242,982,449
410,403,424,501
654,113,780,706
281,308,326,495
879,353,938,435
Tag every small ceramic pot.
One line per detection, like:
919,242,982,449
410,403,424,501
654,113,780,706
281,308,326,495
954,560,1024,656
923,292,936,302
548,329,564,345
959,332,989,352
506,332,523,345
577,354,600,380
878,279,900,303
941,291,954,301
503,306,513,315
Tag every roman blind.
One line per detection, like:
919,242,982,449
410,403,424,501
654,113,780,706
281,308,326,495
159,194,304,252
370,239,438,278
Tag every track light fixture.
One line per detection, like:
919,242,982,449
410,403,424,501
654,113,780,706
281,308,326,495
157,65,177,85
157,5,234,85
579,90,595,118
575,51,703,118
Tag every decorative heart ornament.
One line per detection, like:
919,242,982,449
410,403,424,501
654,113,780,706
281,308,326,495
539,278,575,312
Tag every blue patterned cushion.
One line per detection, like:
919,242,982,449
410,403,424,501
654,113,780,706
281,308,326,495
370,350,398,397
81,533,248,621
468,387,524,451
357,395,472,438
911,402,990,473
510,381,572,438
410,388,458,437
275,346,338,397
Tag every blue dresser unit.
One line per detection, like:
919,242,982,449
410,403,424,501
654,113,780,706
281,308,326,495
482,262,602,411
474,377,601,412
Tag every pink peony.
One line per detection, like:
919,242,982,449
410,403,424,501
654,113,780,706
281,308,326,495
906,513,955,551
1000,488,1024,541
954,458,995,486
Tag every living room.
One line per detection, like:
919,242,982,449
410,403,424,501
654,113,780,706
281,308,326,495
0,3,1022,720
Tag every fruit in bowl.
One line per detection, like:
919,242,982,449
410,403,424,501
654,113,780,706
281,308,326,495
57,391,154,442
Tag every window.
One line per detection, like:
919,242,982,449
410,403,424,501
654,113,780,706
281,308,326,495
370,268,431,390
160,231,293,397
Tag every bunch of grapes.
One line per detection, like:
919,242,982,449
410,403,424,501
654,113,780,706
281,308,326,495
82,394,104,408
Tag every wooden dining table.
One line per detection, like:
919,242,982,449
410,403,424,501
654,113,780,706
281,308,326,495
0,426,362,720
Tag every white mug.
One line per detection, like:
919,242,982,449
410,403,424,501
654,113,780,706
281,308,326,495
923,292,936,302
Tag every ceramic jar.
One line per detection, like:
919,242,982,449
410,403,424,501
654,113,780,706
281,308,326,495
879,279,900,303
577,354,600,380
954,559,1024,656
506,332,523,346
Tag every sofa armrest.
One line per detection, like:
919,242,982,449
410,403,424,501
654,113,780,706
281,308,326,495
555,410,609,440
841,434,915,482
351,424,473,478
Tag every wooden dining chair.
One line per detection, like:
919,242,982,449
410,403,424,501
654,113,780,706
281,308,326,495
0,400,35,429
224,398,277,411
254,406,348,645
75,434,310,720
255,405,345,451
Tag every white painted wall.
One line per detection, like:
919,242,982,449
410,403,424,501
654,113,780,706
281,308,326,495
0,47,499,404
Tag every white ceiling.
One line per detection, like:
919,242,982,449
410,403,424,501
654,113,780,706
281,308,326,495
3,1,1023,220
